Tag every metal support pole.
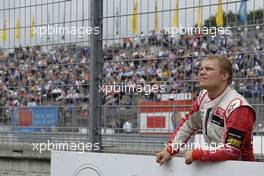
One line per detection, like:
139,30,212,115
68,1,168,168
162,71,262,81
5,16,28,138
89,0,103,151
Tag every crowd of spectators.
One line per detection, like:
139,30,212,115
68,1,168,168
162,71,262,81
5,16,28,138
0,27,263,115
0,44,90,120
102,28,264,105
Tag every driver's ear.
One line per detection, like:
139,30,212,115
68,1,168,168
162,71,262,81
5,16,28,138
221,72,229,82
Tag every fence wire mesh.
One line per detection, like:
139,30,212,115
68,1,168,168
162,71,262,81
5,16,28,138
0,0,264,160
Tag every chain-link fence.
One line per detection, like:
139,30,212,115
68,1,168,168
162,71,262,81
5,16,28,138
0,0,264,160
0,0,93,152
100,0,264,160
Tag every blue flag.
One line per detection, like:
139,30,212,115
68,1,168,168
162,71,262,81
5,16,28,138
239,0,247,22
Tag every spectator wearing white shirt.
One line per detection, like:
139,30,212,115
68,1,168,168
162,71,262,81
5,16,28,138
123,120,132,133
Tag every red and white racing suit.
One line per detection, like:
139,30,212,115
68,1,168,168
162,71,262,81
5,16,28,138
166,86,255,161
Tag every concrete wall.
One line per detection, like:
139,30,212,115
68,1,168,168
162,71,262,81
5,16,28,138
0,159,49,176
0,145,50,176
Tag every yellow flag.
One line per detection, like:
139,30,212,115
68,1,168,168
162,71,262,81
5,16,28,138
15,17,20,41
30,16,35,39
173,0,179,28
1,18,7,43
132,0,138,33
216,0,224,27
197,0,201,28
155,0,158,32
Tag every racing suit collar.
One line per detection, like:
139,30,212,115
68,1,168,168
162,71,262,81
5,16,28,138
205,86,231,109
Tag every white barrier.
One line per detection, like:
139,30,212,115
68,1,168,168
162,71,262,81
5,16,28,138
51,151,264,176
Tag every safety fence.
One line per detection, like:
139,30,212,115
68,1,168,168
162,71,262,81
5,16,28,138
0,0,263,160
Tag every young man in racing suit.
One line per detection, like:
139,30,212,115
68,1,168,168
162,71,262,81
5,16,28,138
156,55,255,165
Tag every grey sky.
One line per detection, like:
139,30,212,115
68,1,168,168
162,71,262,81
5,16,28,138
0,0,263,49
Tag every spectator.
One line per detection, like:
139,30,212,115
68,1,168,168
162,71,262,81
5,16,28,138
123,120,132,133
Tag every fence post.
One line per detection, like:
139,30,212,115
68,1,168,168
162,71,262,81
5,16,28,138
89,0,103,151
